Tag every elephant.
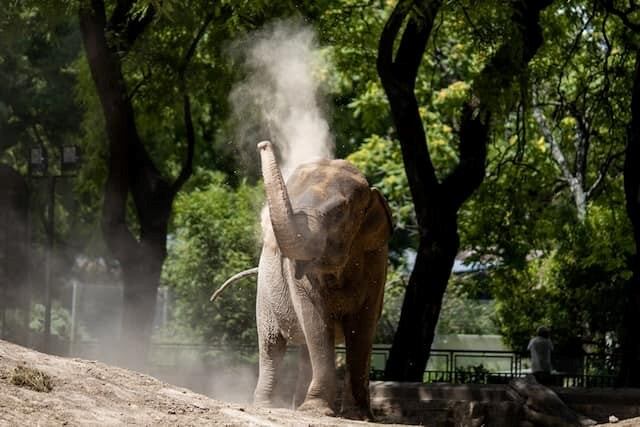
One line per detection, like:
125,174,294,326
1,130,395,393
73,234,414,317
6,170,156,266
253,140,392,419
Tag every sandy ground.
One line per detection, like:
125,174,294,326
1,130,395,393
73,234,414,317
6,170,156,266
1,339,639,426
0,339,408,426
598,419,640,426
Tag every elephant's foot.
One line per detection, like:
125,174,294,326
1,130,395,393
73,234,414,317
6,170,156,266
297,398,335,417
253,393,275,408
340,405,374,421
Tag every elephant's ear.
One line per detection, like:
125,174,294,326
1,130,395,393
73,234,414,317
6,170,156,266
360,188,393,250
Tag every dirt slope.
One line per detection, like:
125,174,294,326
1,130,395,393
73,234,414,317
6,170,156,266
0,339,404,426
2,340,638,426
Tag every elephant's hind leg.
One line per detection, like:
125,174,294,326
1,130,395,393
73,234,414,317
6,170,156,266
254,331,286,407
292,344,312,409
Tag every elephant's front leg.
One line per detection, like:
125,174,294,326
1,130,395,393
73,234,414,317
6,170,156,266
341,248,387,420
254,322,286,407
292,284,336,415
254,273,286,406
254,246,289,406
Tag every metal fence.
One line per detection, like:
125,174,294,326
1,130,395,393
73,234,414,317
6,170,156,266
69,341,620,388
359,346,620,387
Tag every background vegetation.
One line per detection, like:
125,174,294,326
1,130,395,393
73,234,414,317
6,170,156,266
1,0,638,384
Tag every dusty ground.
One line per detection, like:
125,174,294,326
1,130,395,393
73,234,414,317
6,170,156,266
598,418,640,426
1,339,639,426
0,339,407,426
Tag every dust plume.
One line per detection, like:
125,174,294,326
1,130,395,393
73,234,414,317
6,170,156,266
229,19,334,178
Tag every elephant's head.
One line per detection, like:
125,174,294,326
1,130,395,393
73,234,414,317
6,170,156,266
258,141,392,272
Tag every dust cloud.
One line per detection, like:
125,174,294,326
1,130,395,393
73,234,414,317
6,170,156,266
2,18,335,408
219,19,335,404
229,19,335,179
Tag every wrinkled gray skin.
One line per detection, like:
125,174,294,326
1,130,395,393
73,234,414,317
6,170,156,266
255,141,392,420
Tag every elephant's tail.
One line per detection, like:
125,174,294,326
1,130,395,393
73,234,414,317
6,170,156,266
210,267,259,302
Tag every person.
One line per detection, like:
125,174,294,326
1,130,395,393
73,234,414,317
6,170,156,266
527,326,554,385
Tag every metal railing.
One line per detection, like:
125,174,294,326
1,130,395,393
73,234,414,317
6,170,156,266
364,347,620,387
68,341,620,387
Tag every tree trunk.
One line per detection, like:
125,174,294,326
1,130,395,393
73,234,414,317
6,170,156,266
78,1,197,367
385,226,458,380
618,51,640,387
383,104,484,381
533,107,589,222
119,242,166,366
378,0,552,381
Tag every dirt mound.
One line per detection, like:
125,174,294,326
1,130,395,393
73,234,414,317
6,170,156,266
597,418,640,427
2,340,636,426
0,340,402,426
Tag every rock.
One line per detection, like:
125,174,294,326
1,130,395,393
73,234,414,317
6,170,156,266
509,375,597,427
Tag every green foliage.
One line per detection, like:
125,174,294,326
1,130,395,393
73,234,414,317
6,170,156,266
0,2,81,165
375,261,410,343
437,274,498,336
72,55,109,252
455,364,491,384
30,302,73,339
5,0,639,362
486,204,633,354
162,172,262,346
348,135,412,234
457,4,636,356
376,264,500,342
322,1,636,354
317,0,389,157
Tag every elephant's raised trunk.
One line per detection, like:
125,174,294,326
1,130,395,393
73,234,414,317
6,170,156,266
258,141,321,260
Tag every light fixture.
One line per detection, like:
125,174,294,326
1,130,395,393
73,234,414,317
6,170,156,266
61,145,79,173
29,146,48,176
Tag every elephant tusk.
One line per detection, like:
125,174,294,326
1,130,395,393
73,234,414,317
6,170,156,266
210,267,259,302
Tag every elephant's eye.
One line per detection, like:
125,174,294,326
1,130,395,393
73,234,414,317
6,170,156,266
327,209,345,222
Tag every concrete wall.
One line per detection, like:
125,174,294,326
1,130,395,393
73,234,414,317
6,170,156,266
368,382,640,426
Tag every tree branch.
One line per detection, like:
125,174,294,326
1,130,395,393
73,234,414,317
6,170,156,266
172,11,216,193
172,93,195,193
569,102,590,188
106,0,156,51
394,1,440,86
127,66,152,100
586,148,625,199
79,0,141,261
108,0,135,31
602,0,640,32
178,11,215,77
534,106,588,220
377,0,412,87
84,0,108,25
124,4,156,46
443,0,553,209
377,0,443,225
443,101,489,210
551,4,596,108
533,107,575,184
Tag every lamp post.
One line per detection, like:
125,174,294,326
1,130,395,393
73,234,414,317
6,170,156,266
28,145,79,354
